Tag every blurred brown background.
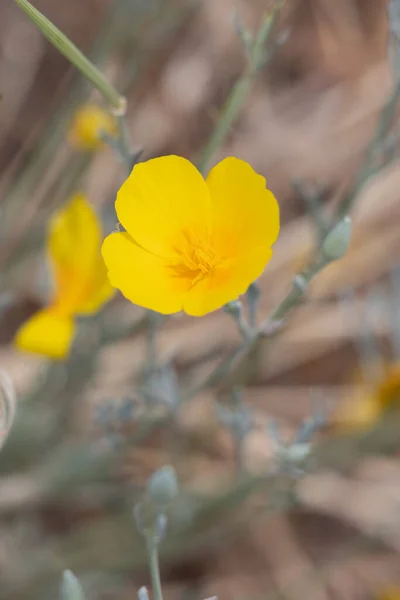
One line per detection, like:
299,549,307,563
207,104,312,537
2,1,400,600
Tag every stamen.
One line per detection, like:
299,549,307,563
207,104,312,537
170,231,220,285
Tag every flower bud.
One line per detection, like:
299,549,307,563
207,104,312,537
322,216,352,261
68,105,117,151
147,465,178,508
60,570,86,600
138,587,150,600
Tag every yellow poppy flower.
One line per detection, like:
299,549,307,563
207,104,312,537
15,194,114,359
68,104,117,150
377,587,400,600
102,155,280,316
333,362,400,431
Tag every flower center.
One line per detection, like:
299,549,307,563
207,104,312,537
171,232,219,285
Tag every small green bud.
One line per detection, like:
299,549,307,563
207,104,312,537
322,216,352,261
60,571,86,600
147,465,178,508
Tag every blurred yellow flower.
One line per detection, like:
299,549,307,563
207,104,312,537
68,104,117,150
102,155,279,316
377,586,400,600
15,194,114,359
333,362,400,431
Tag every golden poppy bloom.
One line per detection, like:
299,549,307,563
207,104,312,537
15,194,114,359
102,155,280,316
68,104,117,150
333,362,400,431
377,587,400,600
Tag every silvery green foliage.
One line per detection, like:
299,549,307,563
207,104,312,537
218,387,254,439
0,371,16,452
246,282,261,326
215,401,253,442
267,406,325,476
95,397,137,427
140,363,181,410
60,571,86,600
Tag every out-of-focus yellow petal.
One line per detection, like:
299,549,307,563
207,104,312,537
49,193,101,275
102,232,190,314
332,392,381,431
48,194,113,315
377,587,400,600
375,363,400,407
206,157,280,257
115,156,212,258
333,362,400,432
15,309,75,360
183,247,273,316
68,104,117,151
76,266,115,315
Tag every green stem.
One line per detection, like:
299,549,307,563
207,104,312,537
337,77,400,218
116,114,134,173
197,73,253,175
187,257,328,399
196,4,282,175
13,0,123,110
267,257,326,323
145,536,163,600
234,434,245,477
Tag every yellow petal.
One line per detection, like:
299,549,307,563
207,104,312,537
183,247,273,316
206,157,280,257
115,156,212,258
49,193,101,275
76,266,115,315
15,309,75,360
48,193,113,315
102,232,190,314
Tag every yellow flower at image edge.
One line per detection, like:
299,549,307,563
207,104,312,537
333,362,400,431
15,195,114,360
102,156,280,316
68,104,117,151
377,587,400,600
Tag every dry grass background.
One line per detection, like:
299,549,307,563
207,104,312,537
1,0,400,599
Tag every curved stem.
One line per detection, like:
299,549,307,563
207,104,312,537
145,536,163,600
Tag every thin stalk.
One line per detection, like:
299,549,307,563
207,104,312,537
13,0,123,110
116,114,133,170
197,73,253,175
186,256,328,399
337,77,400,218
196,3,283,174
145,536,163,600
266,257,326,323
233,434,245,477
